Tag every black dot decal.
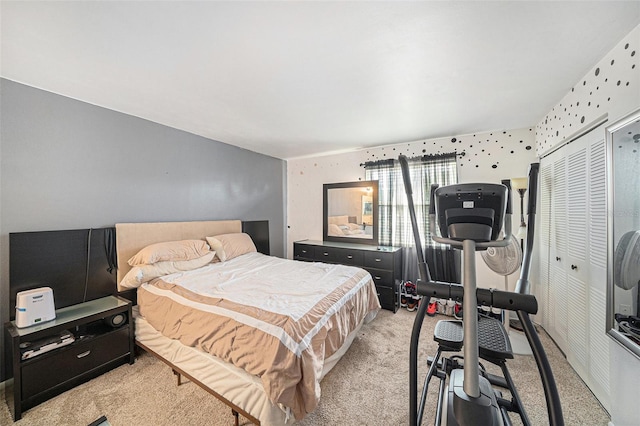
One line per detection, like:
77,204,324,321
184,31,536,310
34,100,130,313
451,138,457,143
492,164,497,169
625,43,629,49
581,116,585,123
595,68,600,76
526,146,532,150
632,51,636,57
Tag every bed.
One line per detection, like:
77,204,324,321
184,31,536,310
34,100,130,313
115,220,380,425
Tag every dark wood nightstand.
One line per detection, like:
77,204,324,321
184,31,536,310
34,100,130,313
4,295,134,421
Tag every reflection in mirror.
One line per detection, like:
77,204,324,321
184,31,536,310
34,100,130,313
323,180,378,245
607,107,640,357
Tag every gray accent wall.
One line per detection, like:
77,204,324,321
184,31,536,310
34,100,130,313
0,78,286,380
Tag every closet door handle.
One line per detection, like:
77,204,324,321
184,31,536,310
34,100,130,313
571,264,578,270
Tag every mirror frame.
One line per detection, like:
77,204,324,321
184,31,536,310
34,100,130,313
606,106,640,358
323,180,379,246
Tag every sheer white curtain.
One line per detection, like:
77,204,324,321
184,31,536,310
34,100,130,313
365,154,459,283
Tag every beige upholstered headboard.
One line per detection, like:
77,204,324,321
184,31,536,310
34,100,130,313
115,220,241,290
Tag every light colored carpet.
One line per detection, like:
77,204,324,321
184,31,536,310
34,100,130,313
1,308,609,425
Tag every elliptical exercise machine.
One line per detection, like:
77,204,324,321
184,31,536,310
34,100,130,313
399,155,564,426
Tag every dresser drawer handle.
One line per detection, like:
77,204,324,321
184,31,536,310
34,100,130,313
347,255,353,259
302,250,307,254
323,252,329,256
375,258,382,262
76,350,91,359
374,276,381,280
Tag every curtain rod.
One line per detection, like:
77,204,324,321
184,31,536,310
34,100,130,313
360,152,458,168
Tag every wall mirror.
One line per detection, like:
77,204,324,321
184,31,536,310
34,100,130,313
323,180,379,246
606,107,640,358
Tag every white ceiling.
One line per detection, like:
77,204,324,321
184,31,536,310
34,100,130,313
2,1,639,160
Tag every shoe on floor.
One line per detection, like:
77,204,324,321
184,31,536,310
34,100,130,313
427,301,438,316
406,299,418,312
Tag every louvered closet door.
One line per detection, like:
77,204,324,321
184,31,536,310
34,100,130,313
539,124,611,414
549,152,569,353
586,131,610,412
565,142,589,375
536,162,553,330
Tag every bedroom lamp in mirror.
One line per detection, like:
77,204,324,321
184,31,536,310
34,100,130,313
606,106,640,358
323,180,379,246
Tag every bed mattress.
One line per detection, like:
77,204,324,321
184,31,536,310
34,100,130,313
136,252,380,421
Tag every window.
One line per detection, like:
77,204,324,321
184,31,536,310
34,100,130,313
365,154,459,283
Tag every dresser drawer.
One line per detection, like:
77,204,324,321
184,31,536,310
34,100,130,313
364,251,394,270
365,268,394,287
313,246,338,262
376,285,398,311
293,244,314,260
332,248,364,266
22,327,130,399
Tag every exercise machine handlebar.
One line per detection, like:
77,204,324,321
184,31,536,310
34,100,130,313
416,279,538,314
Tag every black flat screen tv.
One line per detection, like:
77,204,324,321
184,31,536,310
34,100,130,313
9,228,117,319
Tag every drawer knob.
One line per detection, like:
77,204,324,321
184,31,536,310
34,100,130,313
76,350,91,359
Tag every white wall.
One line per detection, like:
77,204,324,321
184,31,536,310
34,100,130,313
534,23,640,425
287,127,538,290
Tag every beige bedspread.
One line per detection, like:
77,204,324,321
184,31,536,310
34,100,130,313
137,252,380,420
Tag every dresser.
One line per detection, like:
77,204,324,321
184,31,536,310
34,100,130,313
293,240,403,312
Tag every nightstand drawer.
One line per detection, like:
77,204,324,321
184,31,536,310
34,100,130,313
365,268,394,287
364,251,393,270
22,327,130,399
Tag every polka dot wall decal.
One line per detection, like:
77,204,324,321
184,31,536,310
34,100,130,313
526,146,532,150
492,165,497,169
595,68,600,76
451,138,457,143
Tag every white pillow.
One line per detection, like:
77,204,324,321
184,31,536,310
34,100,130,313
127,239,211,266
206,233,257,262
120,251,215,288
